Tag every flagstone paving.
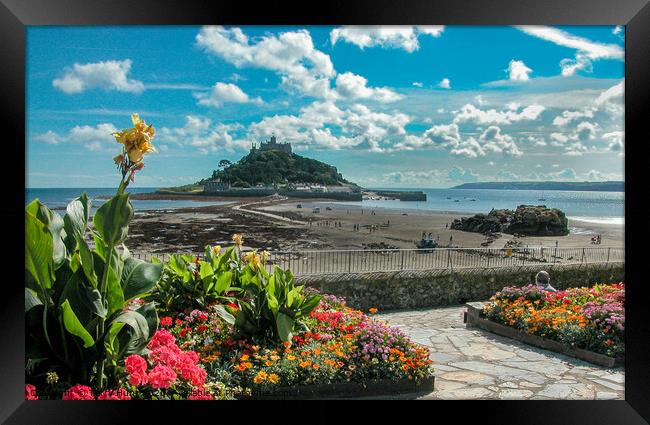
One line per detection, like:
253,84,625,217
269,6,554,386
377,305,625,400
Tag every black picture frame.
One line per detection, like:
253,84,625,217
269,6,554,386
3,0,649,423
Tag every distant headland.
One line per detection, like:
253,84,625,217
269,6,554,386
451,181,624,192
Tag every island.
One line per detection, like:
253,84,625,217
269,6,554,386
450,181,624,192
157,135,426,202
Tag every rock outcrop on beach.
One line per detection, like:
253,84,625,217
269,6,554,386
451,205,569,236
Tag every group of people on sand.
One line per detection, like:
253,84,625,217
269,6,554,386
591,234,602,244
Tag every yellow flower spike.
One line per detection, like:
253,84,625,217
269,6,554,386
232,234,243,247
261,250,270,264
212,245,222,255
131,113,140,125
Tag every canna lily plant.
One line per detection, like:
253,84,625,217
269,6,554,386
25,114,162,393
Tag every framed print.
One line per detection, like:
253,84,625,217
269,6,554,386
3,0,650,423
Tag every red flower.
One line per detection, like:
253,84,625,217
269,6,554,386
180,328,192,338
25,384,38,400
125,356,148,386
160,317,173,327
148,365,177,389
62,384,95,400
227,302,240,310
197,324,208,333
98,388,132,400
148,329,176,350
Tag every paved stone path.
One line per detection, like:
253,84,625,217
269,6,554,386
378,305,624,400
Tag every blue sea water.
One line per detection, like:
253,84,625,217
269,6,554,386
334,188,625,225
25,187,231,212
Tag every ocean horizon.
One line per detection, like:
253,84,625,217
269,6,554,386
26,187,624,223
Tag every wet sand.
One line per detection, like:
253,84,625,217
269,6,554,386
125,196,624,254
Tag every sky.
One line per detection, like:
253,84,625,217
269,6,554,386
26,25,625,188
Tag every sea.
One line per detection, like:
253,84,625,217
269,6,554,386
25,187,232,213
25,187,625,226
335,188,625,226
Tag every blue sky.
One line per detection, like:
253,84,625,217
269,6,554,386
26,25,624,188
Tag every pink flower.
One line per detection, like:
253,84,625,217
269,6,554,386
124,354,148,386
148,345,182,369
147,365,177,389
25,384,38,400
98,388,132,400
62,384,95,400
180,363,207,387
148,329,176,350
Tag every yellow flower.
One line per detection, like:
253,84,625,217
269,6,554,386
232,234,243,247
243,251,261,269
260,250,271,264
253,371,268,384
287,355,296,361
268,374,279,384
212,245,222,255
113,113,156,163
240,354,250,361
368,307,378,314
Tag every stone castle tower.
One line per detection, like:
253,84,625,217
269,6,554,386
250,135,292,154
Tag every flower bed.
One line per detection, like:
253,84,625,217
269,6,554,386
480,283,624,360
149,292,433,398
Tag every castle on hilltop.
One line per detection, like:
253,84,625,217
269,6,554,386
250,135,292,154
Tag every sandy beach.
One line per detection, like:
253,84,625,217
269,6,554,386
125,194,624,254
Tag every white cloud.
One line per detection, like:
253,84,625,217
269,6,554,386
247,101,411,151
330,26,444,53
384,169,443,185
196,26,335,98
438,78,451,89
194,82,262,107
479,126,522,157
35,130,62,145
412,81,423,88
594,81,624,115
613,26,623,35
159,115,247,154
508,60,532,81
334,72,402,103
52,59,144,94
552,108,595,126
603,131,624,152
453,103,545,125
35,123,119,151
515,26,624,76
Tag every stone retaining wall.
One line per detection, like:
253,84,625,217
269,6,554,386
297,263,625,310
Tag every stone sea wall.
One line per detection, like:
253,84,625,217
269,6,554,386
297,263,625,311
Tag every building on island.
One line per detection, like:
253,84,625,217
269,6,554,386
250,135,292,154
203,179,230,193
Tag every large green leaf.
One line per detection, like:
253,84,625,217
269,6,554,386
78,239,98,288
214,271,232,295
61,299,95,348
104,251,125,316
212,304,236,325
93,194,133,246
25,288,43,312
60,272,107,323
63,193,90,250
121,257,163,301
276,312,295,342
134,302,158,340
26,199,67,269
25,211,54,293
111,310,151,355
